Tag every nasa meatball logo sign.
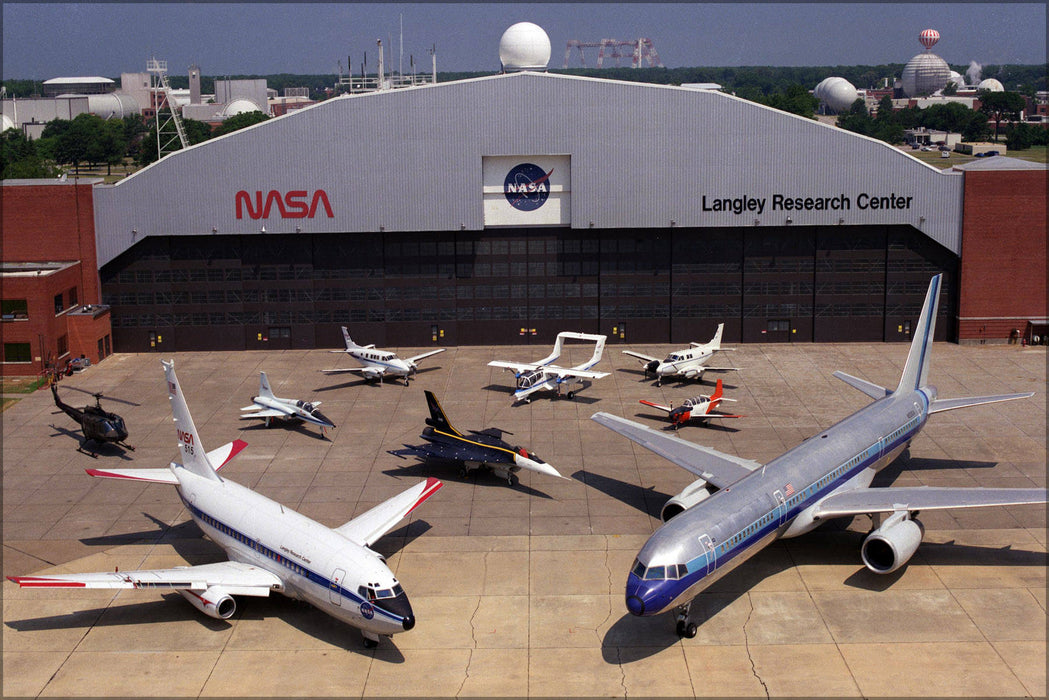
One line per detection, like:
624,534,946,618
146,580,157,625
504,163,553,211
360,601,375,619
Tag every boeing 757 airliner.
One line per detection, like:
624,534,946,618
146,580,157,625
593,275,1045,638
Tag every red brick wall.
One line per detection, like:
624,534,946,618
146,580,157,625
1,182,100,302
958,169,1047,341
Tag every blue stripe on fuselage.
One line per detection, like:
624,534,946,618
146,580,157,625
177,494,405,624
630,408,926,615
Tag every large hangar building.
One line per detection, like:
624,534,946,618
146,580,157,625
91,71,983,353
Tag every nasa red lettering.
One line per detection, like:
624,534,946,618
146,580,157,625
177,429,195,446
235,190,334,219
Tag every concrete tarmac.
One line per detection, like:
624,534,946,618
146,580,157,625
3,341,1045,697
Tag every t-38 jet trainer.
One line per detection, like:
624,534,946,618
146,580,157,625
322,327,445,385
593,275,1045,639
10,360,443,649
623,323,737,386
390,391,564,485
50,382,135,456
240,371,336,436
488,331,609,403
639,378,744,429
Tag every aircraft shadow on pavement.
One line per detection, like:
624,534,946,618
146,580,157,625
570,470,669,519
382,458,554,499
238,420,332,441
79,514,224,564
873,454,999,487
47,423,135,460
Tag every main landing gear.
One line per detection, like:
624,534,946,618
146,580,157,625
362,631,380,649
675,602,698,638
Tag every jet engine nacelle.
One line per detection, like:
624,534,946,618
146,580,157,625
861,511,924,574
661,478,717,522
179,586,237,620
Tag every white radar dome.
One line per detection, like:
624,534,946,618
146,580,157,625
222,98,262,117
1,114,15,132
977,78,1004,92
499,22,551,72
815,77,859,113
901,52,950,97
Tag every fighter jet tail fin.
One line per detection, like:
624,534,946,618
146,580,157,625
257,371,275,400
424,391,462,436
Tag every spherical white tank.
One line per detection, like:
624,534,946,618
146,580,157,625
499,22,551,72
222,98,262,117
977,78,1004,92
815,77,859,113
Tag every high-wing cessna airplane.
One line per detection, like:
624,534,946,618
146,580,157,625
8,360,443,648
390,390,565,485
639,378,744,429
240,371,336,436
322,327,445,385
593,275,1045,639
623,323,737,386
488,331,610,403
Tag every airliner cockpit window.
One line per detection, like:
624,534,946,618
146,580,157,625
644,565,666,580
631,559,646,578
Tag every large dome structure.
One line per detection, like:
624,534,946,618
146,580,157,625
977,78,1004,92
222,98,262,118
499,22,551,72
814,77,859,113
901,28,951,97
901,52,951,97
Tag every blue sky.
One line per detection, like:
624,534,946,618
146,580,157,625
3,3,1045,79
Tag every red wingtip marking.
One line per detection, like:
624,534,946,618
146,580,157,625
218,439,249,469
85,469,156,482
407,478,443,515
9,577,86,588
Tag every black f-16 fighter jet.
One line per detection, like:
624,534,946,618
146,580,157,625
390,391,564,485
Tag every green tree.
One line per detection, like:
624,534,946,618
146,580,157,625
1005,122,1036,150
1,129,61,179
211,111,270,138
836,98,875,137
979,90,1026,141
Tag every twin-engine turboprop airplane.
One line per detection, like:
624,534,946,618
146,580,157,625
390,391,565,485
240,371,335,436
639,378,743,429
488,331,610,403
8,360,443,648
593,275,1045,639
322,327,445,386
623,323,738,386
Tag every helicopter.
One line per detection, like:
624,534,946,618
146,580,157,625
50,380,137,457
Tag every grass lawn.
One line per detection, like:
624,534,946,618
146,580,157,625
0,375,49,394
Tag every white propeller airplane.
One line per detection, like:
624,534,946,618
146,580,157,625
322,327,445,386
488,331,610,403
240,371,336,436
593,275,1045,639
639,378,744,429
8,360,443,649
623,322,738,386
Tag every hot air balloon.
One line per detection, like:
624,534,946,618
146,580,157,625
919,29,940,51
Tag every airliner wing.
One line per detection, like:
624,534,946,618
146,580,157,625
623,350,659,363
320,367,368,375
591,412,760,489
407,348,446,364
813,486,1048,520
85,440,247,483
929,392,1035,414
8,560,281,597
335,477,443,547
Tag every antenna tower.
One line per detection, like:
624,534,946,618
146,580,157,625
564,38,663,69
147,57,189,159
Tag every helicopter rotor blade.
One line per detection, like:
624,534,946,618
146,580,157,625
61,385,141,406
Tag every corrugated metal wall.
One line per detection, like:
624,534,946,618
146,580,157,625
94,72,963,267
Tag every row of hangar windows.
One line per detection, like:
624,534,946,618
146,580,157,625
99,225,956,350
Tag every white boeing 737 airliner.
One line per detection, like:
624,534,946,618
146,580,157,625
9,360,442,648
593,275,1046,638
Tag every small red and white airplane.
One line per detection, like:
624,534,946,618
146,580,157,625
8,359,442,648
639,378,743,429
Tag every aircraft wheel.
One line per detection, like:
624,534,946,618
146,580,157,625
676,620,698,638
362,637,378,649
656,380,662,387
566,391,575,400
507,474,517,487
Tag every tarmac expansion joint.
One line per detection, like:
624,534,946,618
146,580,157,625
742,593,771,699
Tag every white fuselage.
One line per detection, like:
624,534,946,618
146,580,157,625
349,349,412,379
656,349,714,379
174,469,413,638
250,396,334,428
